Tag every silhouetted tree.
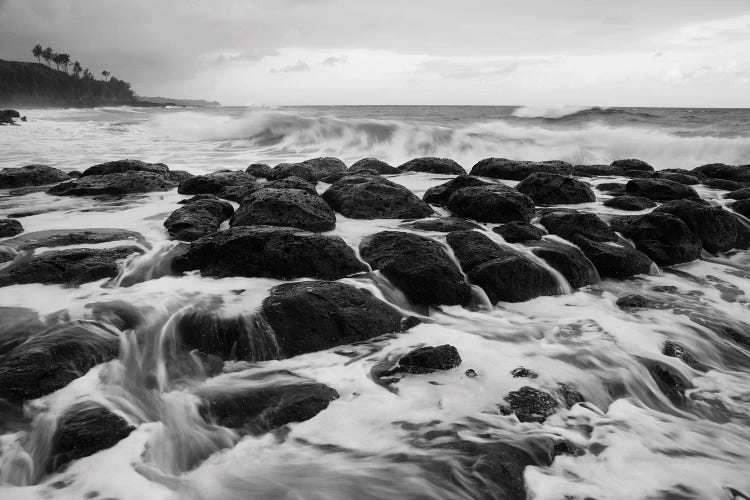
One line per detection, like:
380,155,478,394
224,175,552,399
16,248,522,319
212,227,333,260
82,68,92,80
102,70,110,81
72,61,82,78
59,53,71,73
41,47,53,67
52,53,63,70
32,44,43,63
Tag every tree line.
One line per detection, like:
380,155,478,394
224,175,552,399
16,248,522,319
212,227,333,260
32,44,111,82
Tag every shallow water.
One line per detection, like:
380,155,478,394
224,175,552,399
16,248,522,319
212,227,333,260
1,107,750,500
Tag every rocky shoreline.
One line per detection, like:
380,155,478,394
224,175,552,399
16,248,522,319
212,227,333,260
1,156,749,496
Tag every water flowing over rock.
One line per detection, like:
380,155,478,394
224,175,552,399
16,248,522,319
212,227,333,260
572,236,653,279
47,172,175,196
230,188,336,232
422,175,490,206
470,158,573,180
611,213,703,266
446,185,535,223
625,178,700,201
654,199,741,253
267,163,317,183
0,219,23,237
0,164,71,188
539,210,617,242
173,226,367,280
322,173,433,219
349,158,400,174
359,231,471,306
398,157,466,175
516,172,596,205
532,242,598,289
493,222,546,243
603,195,656,211
164,195,234,241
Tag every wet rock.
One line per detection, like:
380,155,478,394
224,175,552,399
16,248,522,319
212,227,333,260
645,360,689,405
511,367,538,378
322,174,433,219
0,164,71,188
693,163,750,183
245,163,272,178
704,178,745,191
349,158,400,175
405,217,483,232
446,230,514,273
48,172,175,196
178,171,256,196
48,404,134,472
470,158,573,180
653,171,700,185
0,321,120,401
539,210,617,242
615,294,651,310
0,247,15,263
173,226,367,280
500,386,559,423
625,178,700,201
572,236,653,279
469,254,560,303
359,231,471,307
0,219,23,237
663,341,703,371
165,196,234,241
611,213,702,266
302,157,348,180
398,157,466,175
174,309,267,360
221,176,319,202
516,172,595,205
0,307,45,357
260,281,405,357
596,182,627,195
267,163,317,183
447,185,535,223
0,109,21,124
572,164,624,177
557,383,585,408
231,188,335,232
422,175,490,206
0,246,143,287
493,221,546,243
730,199,750,219
654,199,741,253
532,243,598,288
78,159,169,178
2,228,146,251
726,187,750,200
603,195,656,211
390,345,462,374
611,158,654,173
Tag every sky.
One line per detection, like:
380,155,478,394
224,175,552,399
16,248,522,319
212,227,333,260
1,0,749,106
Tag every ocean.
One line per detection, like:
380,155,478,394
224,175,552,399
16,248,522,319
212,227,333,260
1,105,750,500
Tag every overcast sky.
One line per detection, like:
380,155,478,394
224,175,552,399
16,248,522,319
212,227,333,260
1,0,749,106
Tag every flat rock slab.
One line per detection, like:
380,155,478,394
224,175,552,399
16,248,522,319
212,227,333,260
2,228,147,250
47,172,175,196
0,164,70,189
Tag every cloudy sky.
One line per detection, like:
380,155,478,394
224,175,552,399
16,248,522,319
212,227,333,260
1,0,749,106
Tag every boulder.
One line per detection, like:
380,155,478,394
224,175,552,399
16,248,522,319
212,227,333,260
730,199,750,219
0,109,21,124
493,222,546,243
391,345,462,374
0,165,70,188
572,164,624,177
78,159,169,178
693,163,750,183
231,188,335,232
48,172,175,196
359,231,471,307
245,163,272,178
615,294,651,310
539,210,617,242
322,174,433,219
663,341,703,371
596,182,627,195
260,281,405,357
611,159,654,172
572,236,653,279
267,163,317,183
654,200,740,253
704,178,745,191
610,213,703,266
516,172,596,205
532,243,598,288
653,171,700,185
302,157,348,180
221,176,318,202
511,367,538,378
422,175,490,206
470,158,573,180
725,187,750,200
0,246,142,287
446,230,514,273
645,360,690,405
178,171,255,196
173,226,367,280
625,178,700,201
0,219,23,237
2,228,146,251
405,217,483,232
48,404,134,472
500,386,559,423
447,185,535,223
468,255,560,304
0,321,120,401
349,158,400,175
603,195,656,211
398,157,466,175
165,196,234,241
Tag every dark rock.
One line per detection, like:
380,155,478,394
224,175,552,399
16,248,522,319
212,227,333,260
322,174,433,219
447,185,535,223
572,236,653,279
178,171,255,196
0,247,15,263
663,341,703,370
470,158,573,180
625,178,700,201
267,163,317,183
422,175,490,206
359,231,471,307
653,171,700,185
624,170,654,179
0,164,71,188
573,164,624,177
493,222,546,243
0,246,143,287
603,195,656,211
446,230,514,273
245,163,272,178
615,294,651,310
392,345,462,374
611,159,654,172
231,188,335,232
704,178,744,191
0,109,21,124
165,196,234,241
539,210,617,242
532,243,598,289
465,369,478,377
2,228,146,251
511,367,538,378
167,170,195,183
693,163,750,183
645,361,689,405
302,157,348,180
174,308,267,361
398,157,466,175
596,182,627,195
730,199,750,219
48,404,134,472
221,176,319,202
349,158,400,175
406,217,483,232
79,159,169,178
469,254,560,303
0,307,45,357
48,172,175,196
173,226,367,280
500,386,558,423
558,383,585,408
0,219,23,237
654,200,740,253
260,281,404,357
725,187,750,200
516,173,595,205
0,320,120,401
610,213,702,266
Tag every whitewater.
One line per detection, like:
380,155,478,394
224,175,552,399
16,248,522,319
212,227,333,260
1,105,750,500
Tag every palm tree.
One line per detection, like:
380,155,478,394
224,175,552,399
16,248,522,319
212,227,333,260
72,61,82,78
102,70,110,81
41,47,53,67
32,44,43,63
59,53,71,73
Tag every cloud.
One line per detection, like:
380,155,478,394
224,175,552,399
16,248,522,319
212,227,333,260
230,48,280,62
271,59,311,73
321,55,347,66
668,14,750,46
415,57,551,79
